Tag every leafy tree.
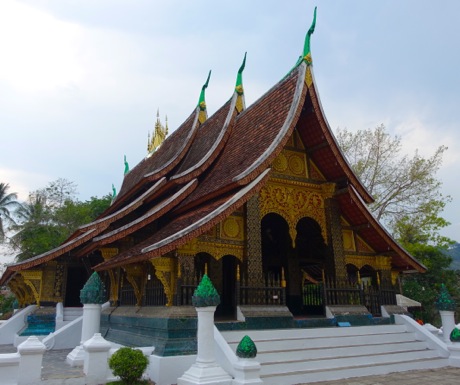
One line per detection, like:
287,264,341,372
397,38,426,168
11,179,111,262
0,183,22,242
336,124,450,235
336,125,456,324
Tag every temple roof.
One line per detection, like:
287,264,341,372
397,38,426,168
0,19,427,285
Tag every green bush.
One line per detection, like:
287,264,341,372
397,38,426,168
108,347,149,385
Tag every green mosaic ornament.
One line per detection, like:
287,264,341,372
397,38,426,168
192,274,220,307
450,327,460,342
435,284,457,311
236,335,257,359
80,272,106,305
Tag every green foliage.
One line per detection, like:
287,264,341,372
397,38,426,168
10,178,111,262
0,182,21,242
335,125,450,235
336,124,457,325
0,292,16,317
108,347,149,385
401,243,458,325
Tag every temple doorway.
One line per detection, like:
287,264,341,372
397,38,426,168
194,252,238,320
64,266,87,307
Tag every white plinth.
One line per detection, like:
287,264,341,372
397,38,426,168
232,358,263,385
448,343,460,367
440,310,456,343
17,336,46,384
178,306,231,385
83,333,112,385
67,303,102,367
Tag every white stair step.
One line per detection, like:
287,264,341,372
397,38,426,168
257,340,429,362
221,324,408,344
260,349,441,375
228,331,417,352
261,357,449,385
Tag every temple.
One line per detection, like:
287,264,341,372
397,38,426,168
0,9,425,355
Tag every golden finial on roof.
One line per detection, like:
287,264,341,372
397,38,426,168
147,109,169,153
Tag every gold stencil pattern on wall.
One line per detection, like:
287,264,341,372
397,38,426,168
221,216,244,240
272,149,307,178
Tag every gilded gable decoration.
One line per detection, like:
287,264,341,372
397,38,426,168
259,179,327,247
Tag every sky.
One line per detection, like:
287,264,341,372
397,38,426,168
1,0,459,264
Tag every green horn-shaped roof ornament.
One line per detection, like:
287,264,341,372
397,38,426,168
235,52,247,113
124,155,129,175
198,70,211,124
235,52,247,93
198,70,212,109
302,6,317,65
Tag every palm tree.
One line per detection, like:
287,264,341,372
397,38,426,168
0,183,21,242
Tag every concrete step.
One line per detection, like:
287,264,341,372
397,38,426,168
222,324,407,344
63,307,83,321
257,340,429,362
221,324,447,385
261,357,449,385
261,349,441,375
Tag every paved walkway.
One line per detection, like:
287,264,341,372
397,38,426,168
2,343,460,384
299,367,460,385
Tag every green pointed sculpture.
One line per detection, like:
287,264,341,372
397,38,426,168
302,6,317,64
198,70,212,110
111,184,117,201
435,284,457,311
124,155,129,175
235,52,247,95
236,335,258,359
80,272,106,305
450,327,460,342
192,274,220,307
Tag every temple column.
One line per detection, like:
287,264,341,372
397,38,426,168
245,196,264,286
324,197,346,280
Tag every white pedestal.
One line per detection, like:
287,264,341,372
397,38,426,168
448,343,460,367
232,358,263,385
178,306,231,385
17,336,46,385
83,333,112,385
67,303,102,367
440,310,456,343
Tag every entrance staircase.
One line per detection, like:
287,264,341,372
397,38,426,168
221,323,449,384
62,307,83,323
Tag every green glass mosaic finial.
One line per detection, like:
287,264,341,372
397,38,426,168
192,274,220,307
198,70,212,110
236,335,257,359
124,155,129,175
450,327,460,342
80,272,106,304
111,184,117,200
302,6,317,65
435,284,457,311
235,52,247,95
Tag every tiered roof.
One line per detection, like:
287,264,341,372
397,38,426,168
0,12,426,286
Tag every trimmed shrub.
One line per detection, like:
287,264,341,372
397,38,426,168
108,347,149,385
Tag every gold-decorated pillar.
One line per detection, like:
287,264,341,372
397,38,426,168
322,184,346,280
245,196,264,286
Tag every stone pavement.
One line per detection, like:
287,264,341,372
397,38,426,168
2,343,460,384
297,367,460,385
